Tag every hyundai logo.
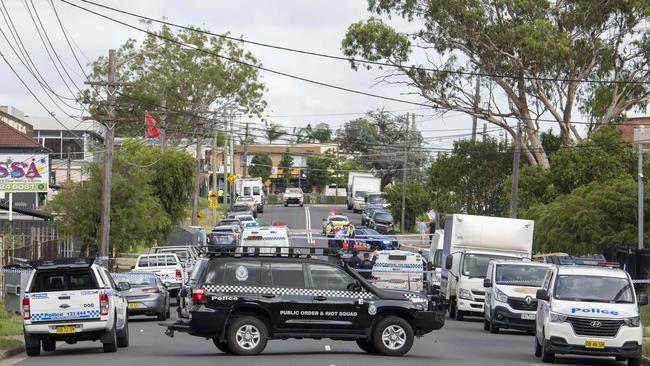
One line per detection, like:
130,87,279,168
524,296,533,305
59,304,70,309
590,321,602,328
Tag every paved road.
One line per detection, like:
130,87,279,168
6,205,626,366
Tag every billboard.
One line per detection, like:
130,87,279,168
0,154,49,192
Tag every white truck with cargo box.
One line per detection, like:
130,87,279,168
22,258,130,356
437,214,534,321
236,177,265,213
346,172,373,210
534,265,647,366
348,175,381,213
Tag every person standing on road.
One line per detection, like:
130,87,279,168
348,250,362,268
418,221,427,243
429,220,436,244
358,253,373,279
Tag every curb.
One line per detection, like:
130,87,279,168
0,346,24,360
643,356,650,366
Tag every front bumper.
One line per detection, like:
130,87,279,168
414,309,445,335
457,298,484,314
546,337,641,359
284,197,302,204
491,305,535,331
544,320,643,353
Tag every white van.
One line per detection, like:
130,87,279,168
239,226,290,255
424,229,444,294
535,265,647,365
133,253,185,297
483,261,551,333
371,250,423,292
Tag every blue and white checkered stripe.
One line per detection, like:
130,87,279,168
203,285,374,299
373,262,423,269
31,310,100,322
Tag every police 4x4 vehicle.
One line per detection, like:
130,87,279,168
163,247,445,356
22,258,130,356
534,264,648,365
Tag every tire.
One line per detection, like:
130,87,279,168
26,345,40,357
24,334,40,357
284,203,288,207
489,320,499,334
226,316,268,355
42,339,56,352
299,203,304,207
102,321,118,353
534,336,542,357
157,308,166,321
212,338,231,353
448,299,456,319
355,339,377,354
371,316,414,356
541,336,554,363
166,300,171,319
483,318,490,331
347,203,352,210
455,309,464,321
117,319,129,348
628,358,641,366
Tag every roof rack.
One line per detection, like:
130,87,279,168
204,246,342,259
558,257,621,269
29,257,96,270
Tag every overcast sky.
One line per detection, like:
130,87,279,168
0,1,645,150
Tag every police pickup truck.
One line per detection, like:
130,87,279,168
163,247,445,356
22,258,130,356
534,264,648,365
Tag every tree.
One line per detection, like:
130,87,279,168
278,152,294,185
342,1,649,169
248,154,273,181
306,154,334,189
312,123,333,143
331,159,367,187
264,122,285,144
383,181,432,232
81,24,266,140
528,178,648,255
428,138,511,216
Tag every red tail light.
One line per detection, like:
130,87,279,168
192,287,207,304
175,269,182,279
142,288,161,293
22,298,30,320
99,293,109,316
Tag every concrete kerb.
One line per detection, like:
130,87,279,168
0,346,24,360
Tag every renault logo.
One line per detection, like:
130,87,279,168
590,321,602,328
524,296,533,305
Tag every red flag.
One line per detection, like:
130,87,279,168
145,113,161,139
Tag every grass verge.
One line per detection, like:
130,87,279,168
0,339,22,352
0,305,23,337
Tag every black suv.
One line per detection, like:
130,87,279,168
163,248,445,356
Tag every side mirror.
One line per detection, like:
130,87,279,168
445,255,453,270
130,266,135,270
639,293,648,306
536,289,549,301
483,278,492,288
117,282,131,292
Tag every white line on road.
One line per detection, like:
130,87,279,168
304,206,314,245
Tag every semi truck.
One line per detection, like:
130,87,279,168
347,173,381,213
235,177,264,213
437,214,534,321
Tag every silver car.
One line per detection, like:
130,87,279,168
113,272,170,320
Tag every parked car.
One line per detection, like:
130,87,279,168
218,218,241,227
132,253,185,298
112,272,170,320
361,204,383,226
354,227,398,250
369,210,395,234
208,225,240,252
283,187,304,207
150,246,198,268
235,196,257,212
177,258,208,319
230,203,257,218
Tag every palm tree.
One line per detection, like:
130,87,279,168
264,122,285,144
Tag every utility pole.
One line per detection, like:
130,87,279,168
229,114,235,205
509,121,522,218
159,98,167,151
634,126,650,249
400,113,410,233
243,122,250,178
66,144,72,182
472,77,480,141
191,120,203,226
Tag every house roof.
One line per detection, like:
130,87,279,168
0,120,41,147
24,116,100,133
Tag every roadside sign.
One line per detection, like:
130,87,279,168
209,201,218,209
197,211,205,220
208,191,218,200
227,174,237,184
264,179,271,187
0,154,49,192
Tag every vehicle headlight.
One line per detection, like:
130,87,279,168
549,311,567,323
624,316,640,327
410,296,428,307
459,288,472,300
382,240,391,245
494,287,508,303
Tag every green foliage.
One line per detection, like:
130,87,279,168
383,181,432,232
264,122,285,144
47,142,194,254
278,152,294,184
330,159,367,187
248,154,273,181
306,154,334,188
0,304,23,336
528,178,647,255
428,138,511,216
82,25,266,138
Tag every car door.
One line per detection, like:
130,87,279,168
261,262,314,331
536,270,554,337
307,263,373,331
484,263,494,316
99,268,127,328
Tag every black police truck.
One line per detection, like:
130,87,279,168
163,247,445,356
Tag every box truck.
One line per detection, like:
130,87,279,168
347,174,381,213
236,177,264,213
346,172,373,210
437,214,534,321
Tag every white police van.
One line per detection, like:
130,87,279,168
371,250,423,292
534,265,647,365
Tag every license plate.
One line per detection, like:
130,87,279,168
521,313,536,320
128,303,140,309
56,326,76,334
585,340,605,349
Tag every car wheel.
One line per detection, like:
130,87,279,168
455,309,464,321
102,319,118,353
534,335,542,357
628,358,641,366
300,203,304,207
117,319,129,348
25,336,40,357
355,339,377,353
284,203,288,207
489,319,499,334
42,339,56,352
541,333,554,363
372,316,414,356
166,300,171,319
157,308,166,321
448,299,456,319
226,316,268,355
212,338,231,353
483,317,490,331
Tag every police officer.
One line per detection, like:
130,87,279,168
348,250,362,268
358,252,373,279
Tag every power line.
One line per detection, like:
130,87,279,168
72,0,650,86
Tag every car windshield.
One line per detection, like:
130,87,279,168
238,215,255,221
117,274,157,287
495,265,548,287
359,228,380,236
554,275,634,303
330,216,348,222
462,254,514,278
367,195,383,204
160,250,188,260
232,205,249,212
237,197,253,202
374,212,393,221
286,188,301,194
219,220,238,226
355,191,367,198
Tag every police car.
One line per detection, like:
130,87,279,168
534,264,647,365
163,247,445,356
22,258,130,356
322,212,350,234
